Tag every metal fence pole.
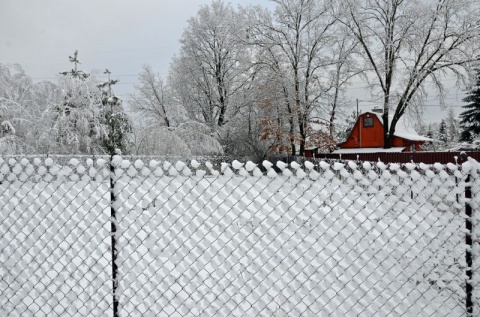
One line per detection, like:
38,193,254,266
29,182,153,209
465,172,473,316
110,156,119,317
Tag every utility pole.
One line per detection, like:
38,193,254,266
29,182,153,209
101,68,120,317
356,99,359,118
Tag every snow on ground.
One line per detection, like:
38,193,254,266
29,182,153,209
0,156,479,316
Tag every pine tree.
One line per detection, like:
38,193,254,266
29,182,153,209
59,51,89,80
446,108,460,143
459,68,480,142
438,119,448,144
426,124,434,139
335,111,358,142
97,69,132,155
52,51,105,154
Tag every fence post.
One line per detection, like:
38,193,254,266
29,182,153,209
465,172,473,316
110,155,119,317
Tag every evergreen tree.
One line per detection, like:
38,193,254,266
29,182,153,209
446,108,460,143
460,68,480,142
438,119,448,144
52,51,105,154
97,69,133,155
335,111,358,142
426,124,434,139
59,51,89,80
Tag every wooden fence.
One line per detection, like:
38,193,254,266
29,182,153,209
312,151,480,164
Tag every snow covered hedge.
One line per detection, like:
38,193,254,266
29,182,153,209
1,156,480,316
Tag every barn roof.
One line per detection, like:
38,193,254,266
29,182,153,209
370,112,433,142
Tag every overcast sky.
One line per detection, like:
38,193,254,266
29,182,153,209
0,0,465,124
0,0,272,95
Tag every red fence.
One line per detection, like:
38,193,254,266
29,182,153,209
314,151,480,164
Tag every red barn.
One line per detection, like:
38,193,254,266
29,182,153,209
335,111,432,153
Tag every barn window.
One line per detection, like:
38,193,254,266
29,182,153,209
363,117,373,127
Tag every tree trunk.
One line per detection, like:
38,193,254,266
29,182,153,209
290,118,296,156
383,110,391,148
298,115,305,156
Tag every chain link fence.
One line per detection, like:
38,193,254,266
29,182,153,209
1,155,480,316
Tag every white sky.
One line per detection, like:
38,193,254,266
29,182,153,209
0,0,466,124
0,0,270,94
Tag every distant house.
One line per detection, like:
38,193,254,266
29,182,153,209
334,110,432,154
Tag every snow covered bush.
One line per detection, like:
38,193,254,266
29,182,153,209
0,63,58,155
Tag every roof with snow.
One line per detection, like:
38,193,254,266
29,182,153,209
372,112,433,142
332,147,406,154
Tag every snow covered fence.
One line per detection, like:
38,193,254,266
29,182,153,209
1,155,480,317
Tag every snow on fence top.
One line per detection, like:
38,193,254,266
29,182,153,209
0,155,478,183
1,155,479,212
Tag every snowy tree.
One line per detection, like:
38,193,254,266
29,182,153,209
426,123,435,139
334,0,480,148
131,125,192,156
438,119,448,145
49,51,106,154
446,108,460,143
97,69,133,155
248,0,339,155
320,27,364,139
169,1,255,131
335,110,357,142
129,65,186,128
460,68,480,142
164,1,264,156
130,65,224,156
418,123,436,151
0,63,58,154
169,1,256,142
131,122,224,156
175,121,224,156
258,95,298,156
216,84,268,159
305,119,336,152
414,119,428,139
0,63,31,153
252,57,300,156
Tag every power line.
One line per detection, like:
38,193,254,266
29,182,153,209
1,46,174,62
29,73,168,80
